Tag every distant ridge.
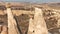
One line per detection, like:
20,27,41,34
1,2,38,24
0,0,60,3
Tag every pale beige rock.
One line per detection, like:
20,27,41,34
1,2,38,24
33,8,48,34
28,8,48,34
28,18,34,34
6,8,20,34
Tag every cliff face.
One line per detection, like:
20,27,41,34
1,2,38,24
0,3,60,34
